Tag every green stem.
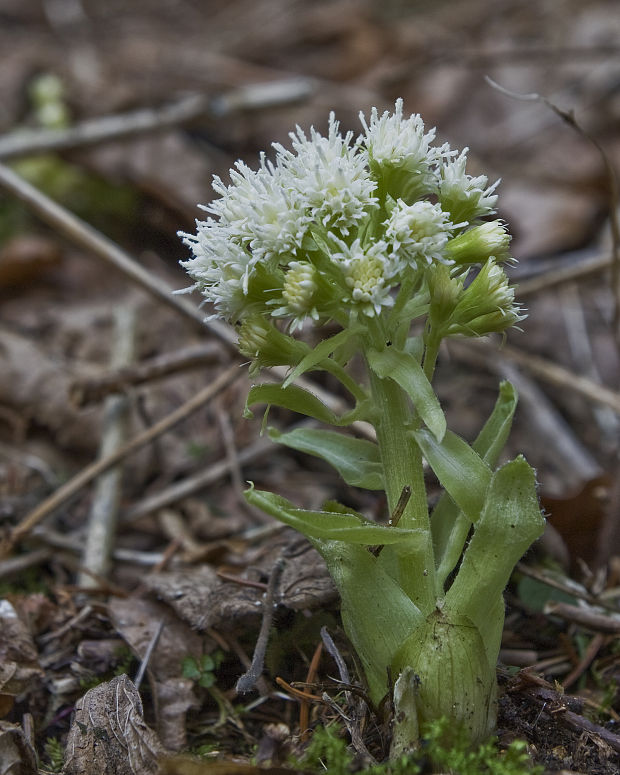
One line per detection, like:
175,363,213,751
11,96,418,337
422,328,442,382
366,363,437,612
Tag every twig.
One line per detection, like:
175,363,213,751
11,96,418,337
236,557,285,694
121,433,274,523
70,342,222,407
544,601,620,634
561,632,606,690
0,161,210,332
455,338,620,416
300,640,324,741
0,79,315,160
79,305,136,588
4,364,241,553
134,619,165,691
508,673,620,754
513,250,614,298
0,548,53,580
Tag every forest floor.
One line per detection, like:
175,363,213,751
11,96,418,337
1,1,620,773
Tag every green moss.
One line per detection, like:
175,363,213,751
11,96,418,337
43,737,64,773
299,719,543,775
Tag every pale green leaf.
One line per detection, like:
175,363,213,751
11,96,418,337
245,487,425,546
413,428,491,523
367,347,446,441
315,539,424,703
245,383,355,426
445,456,545,628
269,427,384,489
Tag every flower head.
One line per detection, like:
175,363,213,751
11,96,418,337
359,98,447,201
438,149,499,225
180,100,521,340
385,200,454,269
274,114,378,235
445,220,512,266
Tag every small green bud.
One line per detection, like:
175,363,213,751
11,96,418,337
282,261,318,314
237,316,310,374
445,220,511,266
426,264,462,330
447,259,524,337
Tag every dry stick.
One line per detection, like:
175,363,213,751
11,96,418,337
543,602,620,634
134,620,165,691
79,305,136,588
0,79,315,160
561,632,606,690
122,433,273,523
454,338,620,416
6,364,241,551
514,251,614,299
235,557,285,694
70,342,222,407
0,161,211,334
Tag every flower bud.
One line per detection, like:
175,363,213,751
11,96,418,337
426,264,463,329
282,261,318,314
237,316,310,374
447,259,524,337
445,220,511,266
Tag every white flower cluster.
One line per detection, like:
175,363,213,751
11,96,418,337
180,99,504,328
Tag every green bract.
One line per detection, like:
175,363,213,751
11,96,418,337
180,100,544,753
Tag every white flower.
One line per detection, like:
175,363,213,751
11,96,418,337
385,200,454,268
359,98,449,199
207,156,306,260
180,224,255,320
273,114,378,235
438,149,499,224
330,236,395,316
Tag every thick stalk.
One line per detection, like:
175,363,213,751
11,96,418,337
366,365,436,612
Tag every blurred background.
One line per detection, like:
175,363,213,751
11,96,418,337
1,0,620,581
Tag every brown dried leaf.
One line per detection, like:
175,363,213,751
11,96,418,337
62,675,165,775
108,598,203,752
108,598,207,681
0,600,42,699
0,721,37,775
142,535,336,632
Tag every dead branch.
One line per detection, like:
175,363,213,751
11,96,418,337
70,342,222,407
4,363,242,553
79,305,136,588
0,79,315,161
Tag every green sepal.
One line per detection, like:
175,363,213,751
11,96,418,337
413,428,491,523
244,383,360,426
432,381,518,585
314,539,424,704
445,456,544,630
268,426,384,490
367,347,446,442
244,487,425,547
